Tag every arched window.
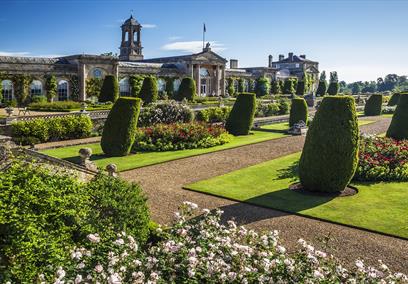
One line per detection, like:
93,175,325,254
57,80,69,101
157,78,166,92
119,78,130,96
1,80,13,101
30,80,43,97
200,67,210,77
92,68,103,79
173,79,181,92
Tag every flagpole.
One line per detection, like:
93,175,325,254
202,23,205,49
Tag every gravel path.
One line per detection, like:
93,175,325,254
122,116,407,273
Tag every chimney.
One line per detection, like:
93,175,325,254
230,59,238,69
288,52,294,61
279,54,284,61
300,54,306,59
268,55,273,68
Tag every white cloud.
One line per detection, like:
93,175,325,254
0,51,64,58
161,41,226,53
141,23,157,29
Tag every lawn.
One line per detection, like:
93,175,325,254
41,122,291,171
185,152,408,239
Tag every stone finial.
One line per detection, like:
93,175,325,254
106,163,118,177
79,148,97,171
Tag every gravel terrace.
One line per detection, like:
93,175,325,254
120,116,408,272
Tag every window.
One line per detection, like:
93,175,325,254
276,64,280,68
157,78,166,92
200,78,207,96
295,64,300,68
119,78,130,96
199,67,210,77
93,68,103,78
173,79,181,92
1,80,13,101
30,80,43,97
57,80,69,101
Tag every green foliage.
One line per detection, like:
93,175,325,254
283,78,297,95
11,115,92,145
0,79,2,102
271,80,282,95
30,95,47,104
69,75,80,101
388,93,401,106
227,78,236,96
45,75,57,102
289,98,308,127
278,98,291,114
129,75,145,97
364,94,383,116
28,100,81,111
99,75,119,103
238,78,246,93
316,80,327,96
12,74,32,106
255,102,280,117
175,77,196,101
299,96,359,192
386,93,408,140
327,82,339,96
255,76,270,97
165,77,175,98
225,92,256,135
249,79,256,92
101,97,141,156
139,76,158,105
138,100,194,127
85,78,103,99
196,106,232,123
296,80,306,96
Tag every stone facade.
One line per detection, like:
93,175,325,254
0,16,319,102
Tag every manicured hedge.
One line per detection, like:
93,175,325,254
11,115,93,145
316,80,327,96
388,93,401,106
101,97,141,156
139,76,158,105
299,96,359,192
327,82,339,96
196,106,231,123
364,94,383,116
386,93,408,140
255,76,270,97
28,101,82,111
289,98,308,127
99,75,119,103
225,92,256,135
175,77,196,101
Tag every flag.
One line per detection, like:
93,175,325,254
203,23,206,33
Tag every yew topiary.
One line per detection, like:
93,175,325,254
299,96,359,192
139,76,158,105
289,98,308,127
99,75,119,103
364,94,383,116
225,92,256,135
388,93,401,106
386,93,408,140
101,97,141,156
175,77,196,101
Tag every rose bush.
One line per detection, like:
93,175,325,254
43,202,407,283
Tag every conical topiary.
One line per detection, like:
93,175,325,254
101,97,141,156
139,76,158,105
225,92,256,135
299,96,359,192
175,77,196,101
386,93,408,140
364,94,383,116
388,93,401,106
99,75,119,103
289,98,308,127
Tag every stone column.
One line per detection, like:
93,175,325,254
215,65,220,96
79,63,87,101
221,66,226,97
129,27,134,46
195,64,201,96
137,28,141,44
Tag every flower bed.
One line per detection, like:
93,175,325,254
133,123,232,151
354,136,408,181
44,202,407,283
138,101,194,127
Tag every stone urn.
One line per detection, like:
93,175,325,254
106,163,118,177
5,107,14,117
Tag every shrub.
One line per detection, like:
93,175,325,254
316,80,327,96
133,123,232,151
101,97,141,156
296,80,306,96
277,98,291,115
227,78,235,96
129,75,145,97
283,78,297,95
28,100,81,111
364,94,383,116
388,93,401,106
271,80,282,95
354,136,408,181
45,75,57,102
30,95,47,103
11,115,92,145
255,102,280,117
139,76,158,105
386,93,408,140
299,96,359,192
138,100,194,127
196,106,231,123
225,92,256,135
255,76,270,97
327,82,339,96
289,98,308,127
86,78,103,98
99,75,119,103
175,77,196,101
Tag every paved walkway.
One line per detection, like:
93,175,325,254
120,117,408,273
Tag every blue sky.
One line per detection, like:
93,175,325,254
0,0,407,82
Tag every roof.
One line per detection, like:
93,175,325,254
123,15,140,26
0,56,71,64
274,55,318,64
140,49,228,64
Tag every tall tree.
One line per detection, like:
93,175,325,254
327,71,339,96
316,71,327,96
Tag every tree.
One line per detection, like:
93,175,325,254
129,75,144,97
238,78,245,93
327,71,339,95
227,78,236,96
225,93,256,135
99,75,119,102
386,93,408,140
255,76,270,97
139,76,158,105
364,94,383,116
271,80,282,95
283,78,297,95
45,75,57,102
289,98,308,127
175,77,196,101
350,82,362,95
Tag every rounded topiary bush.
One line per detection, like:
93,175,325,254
101,97,141,156
388,93,401,106
99,75,119,103
175,77,196,101
139,76,158,105
364,94,383,116
299,96,359,192
289,98,308,127
386,93,408,140
225,92,256,135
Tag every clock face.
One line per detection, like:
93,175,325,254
93,68,103,78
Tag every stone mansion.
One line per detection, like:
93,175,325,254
0,15,319,102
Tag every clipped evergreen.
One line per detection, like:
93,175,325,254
101,97,141,156
296,80,306,96
255,76,270,97
364,94,383,116
327,82,339,95
283,78,297,95
45,75,57,102
227,78,236,96
175,77,196,101
139,76,158,105
99,75,119,102
386,93,408,140
271,80,281,95
316,80,327,96
289,98,308,127
388,93,401,106
299,96,359,192
225,92,256,135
